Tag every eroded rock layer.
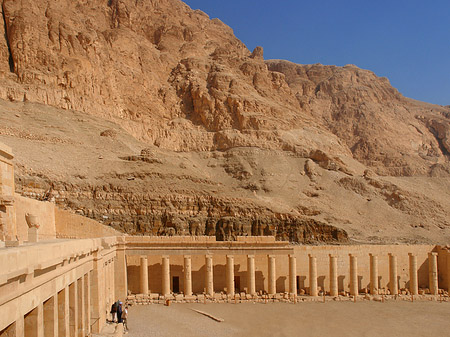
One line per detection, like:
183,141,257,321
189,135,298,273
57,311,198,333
0,0,449,243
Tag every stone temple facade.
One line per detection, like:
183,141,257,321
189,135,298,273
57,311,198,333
1,142,450,337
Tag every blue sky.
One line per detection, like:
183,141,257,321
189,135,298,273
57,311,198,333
183,0,449,106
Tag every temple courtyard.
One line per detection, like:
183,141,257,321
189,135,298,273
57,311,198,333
124,301,449,337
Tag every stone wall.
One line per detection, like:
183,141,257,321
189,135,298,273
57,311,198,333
436,245,450,291
14,194,56,241
0,142,15,241
0,236,119,336
55,208,122,239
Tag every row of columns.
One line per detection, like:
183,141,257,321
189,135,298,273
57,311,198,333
139,254,291,296
6,273,92,337
138,252,439,297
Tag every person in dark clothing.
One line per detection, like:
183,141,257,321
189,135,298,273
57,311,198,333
110,302,117,323
117,302,123,323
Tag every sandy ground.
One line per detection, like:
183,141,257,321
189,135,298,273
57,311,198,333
125,301,450,337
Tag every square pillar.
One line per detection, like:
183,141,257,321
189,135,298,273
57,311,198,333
84,273,91,335
43,295,58,337
268,255,276,295
309,255,318,296
349,254,358,296
114,245,128,301
140,256,149,295
429,252,438,295
58,287,69,337
184,255,193,296
329,255,338,297
369,254,378,295
409,253,418,295
205,255,214,297
226,255,235,296
388,253,398,295
77,278,85,337
289,255,297,294
247,255,256,295
15,316,25,337
162,256,171,296
90,251,105,334
24,303,43,337
69,282,77,337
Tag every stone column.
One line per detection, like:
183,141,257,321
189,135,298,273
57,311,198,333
389,253,398,295
309,255,318,296
58,286,70,337
429,252,438,295
162,255,170,296
289,255,297,294
268,255,276,295
15,315,25,337
349,254,358,296
69,282,78,337
247,255,256,295
77,277,85,337
184,255,193,296
140,256,149,295
85,273,91,335
114,242,128,301
408,253,418,295
24,303,44,337
90,251,104,334
329,254,338,297
104,262,110,311
205,255,214,296
369,254,378,295
43,294,58,337
226,255,235,296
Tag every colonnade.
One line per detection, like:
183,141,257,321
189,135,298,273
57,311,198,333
136,252,440,297
0,238,118,337
138,254,298,296
3,273,94,337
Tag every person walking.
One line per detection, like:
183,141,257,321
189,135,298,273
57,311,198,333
117,302,123,323
122,306,128,331
110,301,118,323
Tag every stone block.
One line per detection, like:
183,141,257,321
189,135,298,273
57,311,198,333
5,240,23,247
28,227,39,242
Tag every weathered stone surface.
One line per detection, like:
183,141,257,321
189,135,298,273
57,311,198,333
0,0,449,244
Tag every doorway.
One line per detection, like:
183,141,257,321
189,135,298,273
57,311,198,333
234,276,240,293
172,276,180,293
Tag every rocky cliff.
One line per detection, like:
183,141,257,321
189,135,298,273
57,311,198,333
0,0,449,244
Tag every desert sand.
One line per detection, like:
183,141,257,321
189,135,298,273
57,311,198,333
125,301,450,337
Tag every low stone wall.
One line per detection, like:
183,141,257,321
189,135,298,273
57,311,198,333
126,292,447,306
14,194,56,241
0,237,120,336
55,208,122,239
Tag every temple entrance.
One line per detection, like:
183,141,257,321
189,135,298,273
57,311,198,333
296,276,300,294
173,276,180,293
234,276,240,293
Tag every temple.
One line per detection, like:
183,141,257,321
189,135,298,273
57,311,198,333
1,143,450,337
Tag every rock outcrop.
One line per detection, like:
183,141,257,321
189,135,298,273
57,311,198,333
266,60,450,176
0,0,449,244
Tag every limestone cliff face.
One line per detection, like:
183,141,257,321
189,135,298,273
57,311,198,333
0,0,331,156
0,0,449,244
266,60,450,176
0,0,448,174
